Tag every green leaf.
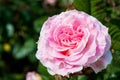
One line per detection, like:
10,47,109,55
28,52,37,62
37,63,54,80
78,75,88,80
107,23,120,50
13,39,36,59
73,0,90,14
6,23,14,37
34,16,48,33
112,41,120,50
69,75,88,80
73,0,106,22
90,0,106,22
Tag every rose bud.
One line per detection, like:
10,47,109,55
26,72,42,80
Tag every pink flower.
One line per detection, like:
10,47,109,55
36,10,112,76
26,72,42,80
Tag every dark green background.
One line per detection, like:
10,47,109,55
0,0,120,80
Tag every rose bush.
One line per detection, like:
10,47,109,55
36,10,112,76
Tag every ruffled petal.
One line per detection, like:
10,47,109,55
89,50,112,73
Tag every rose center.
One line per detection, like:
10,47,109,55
58,27,84,47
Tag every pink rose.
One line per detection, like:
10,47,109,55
26,72,42,80
36,10,112,76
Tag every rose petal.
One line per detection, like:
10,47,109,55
89,50,112,73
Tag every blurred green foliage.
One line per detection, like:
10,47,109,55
0,0,120,80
